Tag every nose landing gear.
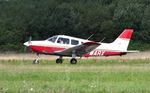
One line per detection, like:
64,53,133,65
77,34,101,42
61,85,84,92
33,54,40,64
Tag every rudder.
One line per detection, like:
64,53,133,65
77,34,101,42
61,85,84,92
111,29,134,51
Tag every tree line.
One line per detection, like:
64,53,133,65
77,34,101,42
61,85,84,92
0,0,150,51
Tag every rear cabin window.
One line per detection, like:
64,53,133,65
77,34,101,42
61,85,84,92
71,39,79,45
57,37,69,44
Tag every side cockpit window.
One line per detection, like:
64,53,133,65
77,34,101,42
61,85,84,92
47,36,57,43
71,39,79,45
57,37,69,44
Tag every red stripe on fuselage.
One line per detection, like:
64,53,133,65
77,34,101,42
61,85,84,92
29,45,66,54
83,51,126,57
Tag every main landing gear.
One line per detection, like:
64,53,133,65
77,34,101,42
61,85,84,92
70,53,77,64
55,58,77,64
56,56,63,64
55,53,77,64
70,58,77,64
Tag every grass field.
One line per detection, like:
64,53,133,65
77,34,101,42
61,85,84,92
0,59,150,93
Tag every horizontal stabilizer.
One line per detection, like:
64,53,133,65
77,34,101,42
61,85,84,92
97,49,139,53
125,50,139,53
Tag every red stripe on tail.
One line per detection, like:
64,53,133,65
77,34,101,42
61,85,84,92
118,29,134,39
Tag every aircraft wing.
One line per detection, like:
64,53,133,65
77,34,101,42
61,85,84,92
54,42,101,56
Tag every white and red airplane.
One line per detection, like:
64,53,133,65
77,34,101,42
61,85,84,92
24,29,137,64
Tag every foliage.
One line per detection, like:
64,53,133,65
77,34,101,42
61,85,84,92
0,0,150,51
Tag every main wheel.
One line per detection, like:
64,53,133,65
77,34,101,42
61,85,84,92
56,59,63,64
33,59,39,64
70,58,77,64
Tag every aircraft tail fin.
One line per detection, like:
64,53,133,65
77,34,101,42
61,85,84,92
111,29,134,51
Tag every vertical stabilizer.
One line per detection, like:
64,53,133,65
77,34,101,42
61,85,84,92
111,29,134,51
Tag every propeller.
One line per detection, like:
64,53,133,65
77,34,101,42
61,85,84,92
28,36,32,45
24,36,32,52
24,45,27,52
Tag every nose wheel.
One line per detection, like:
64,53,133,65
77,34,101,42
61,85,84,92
33,59,39,64
33,54,40,64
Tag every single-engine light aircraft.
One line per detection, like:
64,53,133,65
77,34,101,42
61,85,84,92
24,29,137,64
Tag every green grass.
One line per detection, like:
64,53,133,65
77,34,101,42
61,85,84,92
0,59,150,93
1,59,150,66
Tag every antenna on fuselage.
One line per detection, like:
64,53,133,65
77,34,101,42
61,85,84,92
99,37,106,43
87,34,94,40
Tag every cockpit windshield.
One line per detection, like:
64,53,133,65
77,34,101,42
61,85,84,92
47,36,57,43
